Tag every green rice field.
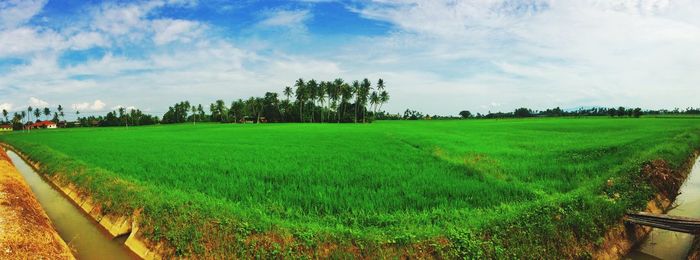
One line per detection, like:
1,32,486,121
2,117,700,258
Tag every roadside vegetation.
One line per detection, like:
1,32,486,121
1,118,699,257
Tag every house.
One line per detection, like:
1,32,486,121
31,121,57,129
0,124,12,132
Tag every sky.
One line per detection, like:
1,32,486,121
1,0,699,118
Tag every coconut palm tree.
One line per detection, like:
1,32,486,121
57,105,64,122
2,109,7,123
307,79,318,123
318,81,327,123
294,78,306,122
26,106,32,131
284,86,293,102
378,91,390,114
340,82,353,123
352,80,361,123
43,107,51,121
191,105,197,124
20,111,26,132
370,91,380,120
33,109,40,123
360,78,372,123
331,79,342,122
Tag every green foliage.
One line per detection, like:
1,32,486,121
1,117,699,257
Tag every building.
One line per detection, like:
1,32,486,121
0,124,12,132
31,121,57,129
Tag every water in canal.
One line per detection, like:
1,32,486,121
6,150,136,259
626,157,700,260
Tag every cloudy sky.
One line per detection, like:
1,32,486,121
0,0,699,117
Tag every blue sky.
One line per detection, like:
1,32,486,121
1,0,700,118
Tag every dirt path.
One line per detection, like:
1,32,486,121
0,149,74,259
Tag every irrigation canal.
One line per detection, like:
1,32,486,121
5,150,136,259
625,157,700,259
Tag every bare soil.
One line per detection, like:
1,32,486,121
0,149,74,259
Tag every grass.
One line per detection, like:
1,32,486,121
1,117,700,257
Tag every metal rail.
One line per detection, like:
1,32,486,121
624,212,700,234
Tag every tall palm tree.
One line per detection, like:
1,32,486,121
361,78,372,123
294,78,306,122
370,91,379,121
2,109,7,123
377,78,385,92
331,79,343,122
20,111,26,132
57,105,64,122
307,79,318,123
340,82,353,123
27,106,32,132
352,80,361,123
43,107,51,121
283,86,293,102
378,91,390,115
191,106,197,124
318,81,327,123
33,109,40,123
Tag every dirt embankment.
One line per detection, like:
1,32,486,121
593,156,698,259
0,149,74,259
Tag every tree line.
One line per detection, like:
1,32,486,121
0,77,391,129
161,78,390,124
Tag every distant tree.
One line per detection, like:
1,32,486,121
514,107,533,117
360,78,371,123
26,107,32,131
2,109,7,123
370,91,380,120
43,107,50,121
632,107,642,118
20,111,26,126
191,105,198,124
607,108,616,117
352,80,360,123
617,106,626,117
294,78,306,122
57,105,64,121
52,112,59,123
33,109,40,122
459,110,472,119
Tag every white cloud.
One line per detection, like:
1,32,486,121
152,19,203,45
0,0,47,29
68,31,108,50
72,100,106,112
0,27,64,57
0,103,12,112
258,9,311,31
28,97,49,108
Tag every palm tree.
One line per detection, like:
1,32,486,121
43,107,51,121
20,111,26,132
340,82,352,123
191,105,197,124
361,78,371,123
377,78,385,92
378,91,390,114
118,107,128,127
352,80,361,123
331,79,343,123
318,81,327,123
307,79,318,123
294,78,306,122
33,109,40,123
2,109,7,123
57,105,64,122
27,106,32,131
370,91,379,121
284,86,293,102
